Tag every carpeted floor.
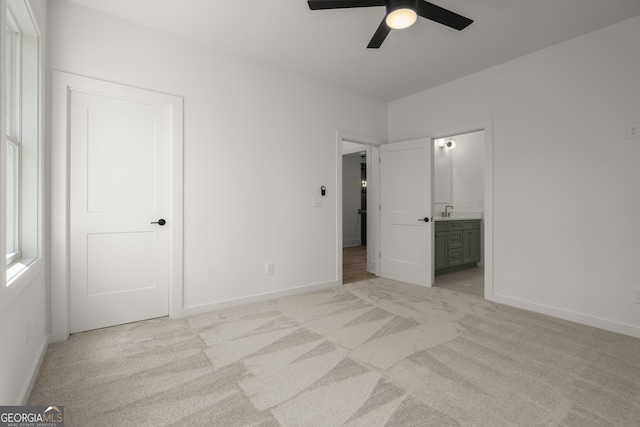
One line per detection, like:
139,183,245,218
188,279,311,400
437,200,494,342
29,278,640,426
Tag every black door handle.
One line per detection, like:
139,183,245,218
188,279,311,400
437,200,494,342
417,217,430,222
151,219,166,226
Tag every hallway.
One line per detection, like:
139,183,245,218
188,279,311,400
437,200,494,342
342,246,375,284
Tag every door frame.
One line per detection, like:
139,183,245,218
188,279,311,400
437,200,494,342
336,131,384,283
432,119,494,299
50,71,184,342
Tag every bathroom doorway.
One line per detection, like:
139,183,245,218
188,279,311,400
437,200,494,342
342,143,375,284
433,130,485,297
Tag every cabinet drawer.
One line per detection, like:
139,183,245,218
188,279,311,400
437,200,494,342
448,248,463,266
447,231,462,248
447,221,462,231
435,222,447,232
463,220,480,230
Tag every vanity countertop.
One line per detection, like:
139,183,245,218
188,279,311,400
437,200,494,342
434,213,482,221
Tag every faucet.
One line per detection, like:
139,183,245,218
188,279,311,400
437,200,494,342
444,205,454,217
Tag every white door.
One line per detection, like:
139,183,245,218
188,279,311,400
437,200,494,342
380,138,433,286
69,87,171,333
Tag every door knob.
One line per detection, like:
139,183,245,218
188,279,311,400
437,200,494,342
417,217,430,222
150,219,166,226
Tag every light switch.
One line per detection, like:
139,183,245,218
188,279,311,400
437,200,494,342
313,195,322,207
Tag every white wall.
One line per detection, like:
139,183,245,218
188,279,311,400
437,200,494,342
389,16,640,337
47,0,387,315
0,0,48,405
342,153,362,247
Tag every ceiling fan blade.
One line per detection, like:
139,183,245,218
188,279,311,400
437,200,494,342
367,19,391,49
308,0,385,10
417,1,473,30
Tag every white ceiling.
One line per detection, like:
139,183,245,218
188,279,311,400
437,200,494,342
66,0,640,102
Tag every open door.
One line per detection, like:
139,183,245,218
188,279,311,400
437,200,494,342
380,138,433,287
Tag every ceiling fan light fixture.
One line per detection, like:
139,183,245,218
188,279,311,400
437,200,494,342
386,8,417,30
308,0,473,49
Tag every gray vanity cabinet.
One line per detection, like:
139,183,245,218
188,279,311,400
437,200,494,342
435,220,480,273
462,221,480,264
434,222,448,270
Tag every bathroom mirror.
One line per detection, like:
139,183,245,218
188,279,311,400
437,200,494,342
434,148,452,204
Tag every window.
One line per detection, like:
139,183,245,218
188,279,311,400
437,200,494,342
4,0,40,283
6,7,21,265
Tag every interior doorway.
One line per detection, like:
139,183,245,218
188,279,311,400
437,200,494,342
51,72,184,341
342,143,374,284
432,130,485,297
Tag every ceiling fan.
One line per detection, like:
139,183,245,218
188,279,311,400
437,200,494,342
307,0,473,48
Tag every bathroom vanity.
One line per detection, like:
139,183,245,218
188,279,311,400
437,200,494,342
435,219,480,273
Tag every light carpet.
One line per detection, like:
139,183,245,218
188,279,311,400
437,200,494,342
29,278,640,426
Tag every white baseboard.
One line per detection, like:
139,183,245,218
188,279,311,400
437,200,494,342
342,239,362,248
181,280,340,318
367,260,376,275
20,335,49,405
487,293,640,339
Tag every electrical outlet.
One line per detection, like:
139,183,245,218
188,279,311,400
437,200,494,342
26,319,31,344
266,263,275,275
628,124,640,139
634,288,640,304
